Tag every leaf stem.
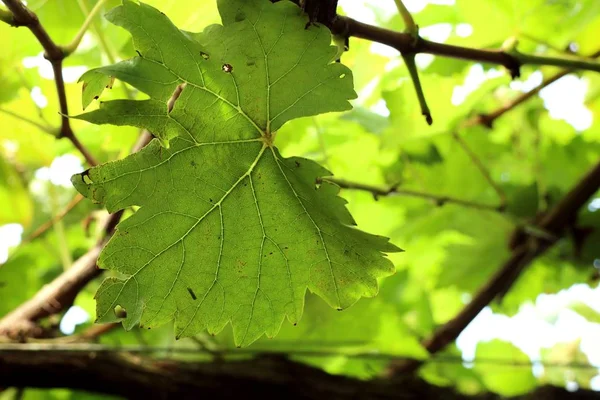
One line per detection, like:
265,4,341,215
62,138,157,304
312,117,331,170
393,0,417,35
0,7,15,25
62,0,108,56
403,54,432,125
391,1,431,124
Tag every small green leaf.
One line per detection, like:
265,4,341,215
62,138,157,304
79,71,115,110
473,340,536,396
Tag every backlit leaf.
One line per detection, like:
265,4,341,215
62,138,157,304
71,0,400,346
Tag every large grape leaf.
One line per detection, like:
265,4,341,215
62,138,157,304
71,0,400,346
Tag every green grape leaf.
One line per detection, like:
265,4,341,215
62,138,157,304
71,0,400,346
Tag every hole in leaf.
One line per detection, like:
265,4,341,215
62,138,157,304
200,51,209,60
82,171,93,185
167,82,187,113
222,63,233,73
339,73,346,79
114,305,127,318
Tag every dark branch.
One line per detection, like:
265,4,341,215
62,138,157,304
0,232,107,337
331,16,600,78
1,345,600,400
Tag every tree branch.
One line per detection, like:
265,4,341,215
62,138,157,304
391,159,600,375
331,16,600,78
0,237,105,337
1,0,97,166
1,345,600,399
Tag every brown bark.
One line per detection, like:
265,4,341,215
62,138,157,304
1,346,599,400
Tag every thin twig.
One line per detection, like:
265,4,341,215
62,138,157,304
22,195,84,246
62,0,108,55
1,0,97,166
403,54,432,124
3,194,84,266
312,118,331,170
48,185,73,269
74,0,134,100
466,48,600,128
518,32,569,54
391,1,431,124
15,68,54,126
321,177,503,212
0,107,56,135
450,131,507,209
